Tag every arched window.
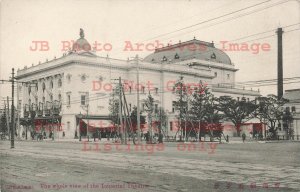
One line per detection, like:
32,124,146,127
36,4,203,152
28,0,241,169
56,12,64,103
42,82,46,93
50,81,53,89
50,95,53,102
58,79,62,87
42,97,45,103
28,86,31,95
58,94,62,101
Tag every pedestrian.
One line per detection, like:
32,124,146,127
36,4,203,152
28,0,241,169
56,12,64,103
242,133,246,143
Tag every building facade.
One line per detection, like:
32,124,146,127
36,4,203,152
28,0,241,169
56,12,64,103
277,89,300,139
16,29,260,139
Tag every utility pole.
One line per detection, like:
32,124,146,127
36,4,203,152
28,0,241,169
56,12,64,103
121,84,133,145
136,55,141,143
11,68,15,149
52,102,54,141
16,82,20,139
87,104,89,141
6,97,10,140
118,77,124,144
179,76,183,141
276,28,284,99
5,98,10,140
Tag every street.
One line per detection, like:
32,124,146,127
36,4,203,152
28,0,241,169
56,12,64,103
1,140,299,192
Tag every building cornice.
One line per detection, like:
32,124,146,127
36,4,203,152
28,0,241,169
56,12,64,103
212,87,260,96
16,53,215,80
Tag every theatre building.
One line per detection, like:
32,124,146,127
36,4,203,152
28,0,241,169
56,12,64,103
16,29,261,139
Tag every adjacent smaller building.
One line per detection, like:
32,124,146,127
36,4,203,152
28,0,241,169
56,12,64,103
277,89,300,138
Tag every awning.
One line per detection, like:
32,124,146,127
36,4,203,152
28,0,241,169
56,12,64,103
81,119,115,129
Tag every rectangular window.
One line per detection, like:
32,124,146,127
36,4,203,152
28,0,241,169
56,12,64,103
155,104,158,112
286,107,290,112
227,74,230,79
214,72,217,77
81,95,86,106
155,87,158,94
291,106,296,112
170,122,173,131
172,101,177,113
18,100,22,109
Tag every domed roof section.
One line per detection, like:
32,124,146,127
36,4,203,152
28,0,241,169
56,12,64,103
72,28,91,52
143,39,232,65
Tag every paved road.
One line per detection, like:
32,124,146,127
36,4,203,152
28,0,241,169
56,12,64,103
1,140,299,192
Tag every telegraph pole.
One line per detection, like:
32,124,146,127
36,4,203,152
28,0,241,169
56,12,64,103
16,82,20,138
136,55,141,143
11,68,15,149
118,77,124,144
6,96,11,140
276,28,284,99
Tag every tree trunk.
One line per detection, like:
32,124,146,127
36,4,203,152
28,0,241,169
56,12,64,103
236,124,241,137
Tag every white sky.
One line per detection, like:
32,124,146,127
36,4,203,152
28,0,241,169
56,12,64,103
0,0,300,104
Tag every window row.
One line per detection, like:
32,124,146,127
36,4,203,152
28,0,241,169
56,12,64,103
27,79,62,95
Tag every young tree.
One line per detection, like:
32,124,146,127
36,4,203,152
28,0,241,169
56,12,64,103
144,93,155,141
153,107,168,135
282,109,294,139
0,112,8,135
130,106,146,132
108,88,120,128
256,95,289,139
189,82,210,140
218,96,257,137
173,76,189,140
202,94,223,141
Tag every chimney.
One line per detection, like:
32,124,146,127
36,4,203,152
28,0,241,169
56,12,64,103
276,28,284,99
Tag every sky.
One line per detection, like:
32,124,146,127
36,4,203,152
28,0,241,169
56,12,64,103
0,0,300,105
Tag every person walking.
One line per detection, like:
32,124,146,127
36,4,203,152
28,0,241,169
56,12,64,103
242,133,246,143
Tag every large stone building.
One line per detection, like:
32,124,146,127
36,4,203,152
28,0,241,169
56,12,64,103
16,29,260,139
